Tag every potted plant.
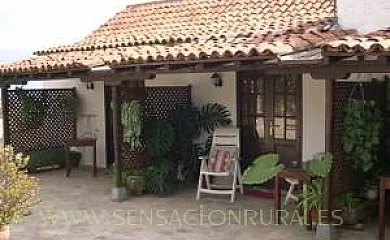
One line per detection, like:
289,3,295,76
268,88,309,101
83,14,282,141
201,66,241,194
122,168,146,195
0,147,39,240
299,153,335,240
335,192,365,226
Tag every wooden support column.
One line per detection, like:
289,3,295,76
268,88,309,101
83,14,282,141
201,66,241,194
324,79,334,220
1,87,10,147
111,84,126,201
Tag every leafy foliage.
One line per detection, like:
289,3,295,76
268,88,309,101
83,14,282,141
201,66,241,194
169,104,201,141
305,152,333,178
168,103,232,183
121,101,143,149
242,154,284,185
17,89,46,128
27,148,81,172
143,120,176,195
146,157,176,196
60,92,80,121
0,146,39,226
335,192,364,213
143,120,175,157
121,168,147,195
343,99,382,172
299,152,333,212
199,103,232,133
299,178,325,211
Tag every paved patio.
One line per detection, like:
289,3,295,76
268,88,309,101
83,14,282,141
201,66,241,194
11,169,385,240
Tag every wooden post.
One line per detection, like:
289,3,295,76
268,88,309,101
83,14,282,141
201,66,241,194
111,84,126,201
1,87,10,146
324,79,334,221
112,85,122,187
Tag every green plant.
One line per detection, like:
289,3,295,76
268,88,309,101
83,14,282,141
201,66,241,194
122,169,147,195
146,157,176,196
27,148,82,172
143,120,176,195
343,99,382,172
302,178,325,211
121,101,143,149
335,192,366,225
298,153,333,214
336,192,364,213
143,120,175,157
242,154,284,185
0,146,39,227
179,143,204,182
169,104,201,141
168,103,232,183
61,92,80,120
199,103,232,133
17,89,46,128
305,152,333,178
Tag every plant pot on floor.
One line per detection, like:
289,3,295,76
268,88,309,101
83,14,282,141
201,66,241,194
366,188,378,200
0,225,9,240
316,223,338,240
341,207,364,226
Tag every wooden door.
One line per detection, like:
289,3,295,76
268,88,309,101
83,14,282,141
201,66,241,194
238,72,302,169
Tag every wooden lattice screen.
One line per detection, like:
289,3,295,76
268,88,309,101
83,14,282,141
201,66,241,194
331,81,387,195
121,86,192,169
3,88,77,153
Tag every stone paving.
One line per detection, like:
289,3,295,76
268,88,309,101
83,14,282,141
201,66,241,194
11,170,386,240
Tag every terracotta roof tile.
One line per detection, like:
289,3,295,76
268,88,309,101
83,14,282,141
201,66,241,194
322,28,390,55
1,0,338,75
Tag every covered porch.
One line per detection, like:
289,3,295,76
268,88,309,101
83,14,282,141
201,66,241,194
12,169,383,240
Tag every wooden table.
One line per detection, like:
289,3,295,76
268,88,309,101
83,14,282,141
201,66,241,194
379,176,390,240
274,168,311,227
64,138,97,177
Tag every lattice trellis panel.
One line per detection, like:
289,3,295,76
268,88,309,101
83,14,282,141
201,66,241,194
143,86,192,120
4,89,77,153
121,86,191,169
332,81,387,195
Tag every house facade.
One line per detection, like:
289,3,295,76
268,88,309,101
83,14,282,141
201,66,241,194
1,0,390,201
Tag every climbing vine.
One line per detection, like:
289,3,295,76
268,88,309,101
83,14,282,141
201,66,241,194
343,99,382,172
17,89,46,128
121,101,143,149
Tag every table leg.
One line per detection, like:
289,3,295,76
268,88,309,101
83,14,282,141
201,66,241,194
379,179,385,240
303,183,313,230
274,175,281,224
65,145,71,177
93,143,97,177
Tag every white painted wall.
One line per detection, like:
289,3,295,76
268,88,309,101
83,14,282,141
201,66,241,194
41,79,106,168
337,0,390,33
302,74,326,162
146,72,237,125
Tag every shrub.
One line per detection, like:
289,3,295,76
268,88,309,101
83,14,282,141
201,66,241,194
26,148,82,172
0,146,39,226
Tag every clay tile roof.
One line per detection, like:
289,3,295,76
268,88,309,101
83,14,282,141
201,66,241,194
322,27,390,55
1,0,339,75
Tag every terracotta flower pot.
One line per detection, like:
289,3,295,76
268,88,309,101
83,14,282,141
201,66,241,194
0,225,10,240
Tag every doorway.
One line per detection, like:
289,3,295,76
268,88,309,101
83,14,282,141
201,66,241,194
238,71,302,169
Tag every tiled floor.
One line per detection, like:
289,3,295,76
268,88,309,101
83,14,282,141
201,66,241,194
11,170,386,240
